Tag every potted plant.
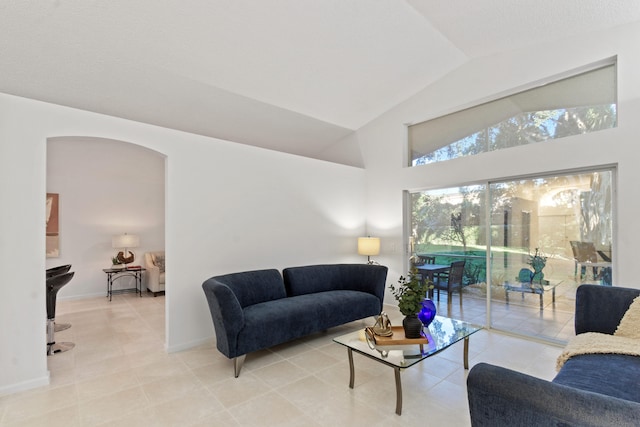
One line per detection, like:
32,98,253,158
527,248,547,284
111,256,125,269
389,267,434,338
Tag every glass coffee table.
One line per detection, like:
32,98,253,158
333,316,482,415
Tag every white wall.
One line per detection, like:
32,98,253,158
0,94,367,394
46,137,166,298
360,21,640,291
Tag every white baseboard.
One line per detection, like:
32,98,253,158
166,335,214,353
0,373,50,397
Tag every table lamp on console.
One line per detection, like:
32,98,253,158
112,233,140,269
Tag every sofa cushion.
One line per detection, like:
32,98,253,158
283,264,387,299
295,290,382,326
237,290,380,355
553,353,640,403
212,269,286,308
556,332,640,370
575,285,640,335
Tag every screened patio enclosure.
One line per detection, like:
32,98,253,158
408,168,614,343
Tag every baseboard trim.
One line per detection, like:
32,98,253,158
0,372,50,397
166,335,214,353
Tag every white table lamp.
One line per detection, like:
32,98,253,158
358,237,380,265
112,233,140,267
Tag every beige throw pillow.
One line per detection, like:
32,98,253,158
614,295,640,340
154,255,165,274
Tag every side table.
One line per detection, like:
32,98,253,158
102,267,145,301
503,280,562,310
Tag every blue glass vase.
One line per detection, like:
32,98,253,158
418,298,437,327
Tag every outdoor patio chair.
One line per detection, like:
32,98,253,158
570,241,601,280
433,260,466,311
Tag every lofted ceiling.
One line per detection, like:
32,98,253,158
1,1,639,167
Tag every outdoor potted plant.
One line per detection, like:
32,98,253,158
527,247,547,284
389,267,434,338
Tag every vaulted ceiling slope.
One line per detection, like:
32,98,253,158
1,1,639,167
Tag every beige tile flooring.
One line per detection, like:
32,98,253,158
451,279,580,344
0,292,564,427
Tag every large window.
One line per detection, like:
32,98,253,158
408,63,617,166
408,168,614,343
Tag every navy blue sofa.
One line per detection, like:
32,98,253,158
202,264,387,376
467,284,640,427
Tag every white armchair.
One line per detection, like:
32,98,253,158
144,251,165,296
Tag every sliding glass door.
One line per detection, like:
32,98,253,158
487,170,613,342
408,168,614,342
409,184,488,325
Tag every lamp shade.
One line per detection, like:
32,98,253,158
112,234,140,249
358,237,380,256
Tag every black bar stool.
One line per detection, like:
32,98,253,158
46,265,72,332
46,264,71,278
46,271,75,355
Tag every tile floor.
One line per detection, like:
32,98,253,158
0,292,564,427
450,279,580,344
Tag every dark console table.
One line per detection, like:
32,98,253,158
102,267,145,301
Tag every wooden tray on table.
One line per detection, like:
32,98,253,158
367,326,429,346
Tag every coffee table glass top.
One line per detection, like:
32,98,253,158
333,315,482,369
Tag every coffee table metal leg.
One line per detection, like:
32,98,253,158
464,337,470,369
348,347,403,415
394,367,402,415
348,348,355,389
